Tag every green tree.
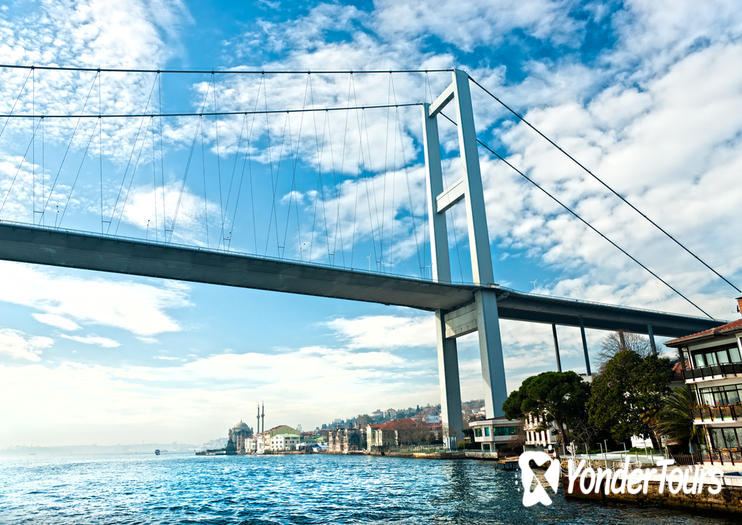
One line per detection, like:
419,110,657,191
502,371,590,445
654,386,696,452
587,349,673,447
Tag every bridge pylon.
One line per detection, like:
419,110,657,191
422,69,507,449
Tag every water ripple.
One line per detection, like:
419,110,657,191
0,454,736,524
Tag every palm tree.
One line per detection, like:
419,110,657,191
654,387,696,452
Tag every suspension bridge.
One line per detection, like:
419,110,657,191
0,65,733,448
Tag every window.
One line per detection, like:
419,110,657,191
709,427,742,451
474,428,482,437
724,428,740,450
492,425,519,436
698,384,742,406
691,344,742,369
729,389,742,405
484,427,490,437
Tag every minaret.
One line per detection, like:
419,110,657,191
261,402,265,434
256,403,260,435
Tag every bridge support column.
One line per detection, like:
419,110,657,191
425,69,509,446
475,290,508,418
647,324,657,354
436,310,463,448
552,324,562,372
423,97,463,448
580,319,592,376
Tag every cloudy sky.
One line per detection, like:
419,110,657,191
1,0,741,447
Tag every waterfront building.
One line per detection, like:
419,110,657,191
666,297,742,465
244,435,258,453
271,433,300,451
263,425,300,440
328,428,363,453
365,418,437,451
469,417,523,452
228,421,253,454
523,413,559,450
423,414,441,425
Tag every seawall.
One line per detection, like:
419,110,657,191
561,462,742,515
327,450,503,461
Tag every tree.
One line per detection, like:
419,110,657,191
503,371,591,445
597,331,653,368
654,386,696,452
588,349,673,447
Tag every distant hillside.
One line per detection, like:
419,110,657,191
199,437,228,450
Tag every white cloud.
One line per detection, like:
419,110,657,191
60,334,120,348
0,0,190,150
0,261,190,336
479,39,742,318
0,328,53,361
31,313,81,331
0,343,426,446
327,313,433,349
115,183,223,246
373,0,585,52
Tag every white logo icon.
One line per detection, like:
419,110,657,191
519,451,560,507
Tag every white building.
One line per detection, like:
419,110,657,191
244,436,258,453
256,434,268,454
523,413,560,449
666,298,742,466
469,417,522,452
271,433,300,451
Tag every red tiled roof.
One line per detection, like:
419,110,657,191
666,318,742,347
377,418,419,431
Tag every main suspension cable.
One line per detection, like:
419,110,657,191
0,64,453,75
0,103,423,119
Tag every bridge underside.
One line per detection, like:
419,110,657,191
0,222,722,337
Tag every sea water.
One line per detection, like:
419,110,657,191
0,453,735,524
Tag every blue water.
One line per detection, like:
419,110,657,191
0,453,735,524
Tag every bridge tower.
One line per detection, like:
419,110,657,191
422,69,508,449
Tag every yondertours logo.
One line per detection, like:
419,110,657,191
519,452,561,506
519,452,724,507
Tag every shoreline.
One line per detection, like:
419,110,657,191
198,449,509,462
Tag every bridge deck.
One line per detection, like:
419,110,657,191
0,222,722,337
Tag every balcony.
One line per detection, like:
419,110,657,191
699,448,742,465
692,403,742,422
683,362,742,381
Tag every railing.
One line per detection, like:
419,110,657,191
683,362,742,381
692,403,742,421
669,452,703,465
700,448,742,465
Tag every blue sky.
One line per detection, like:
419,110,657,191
1,0,741,447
